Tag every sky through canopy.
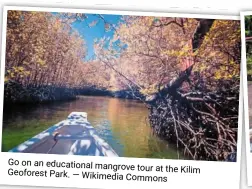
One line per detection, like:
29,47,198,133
71,14,122,61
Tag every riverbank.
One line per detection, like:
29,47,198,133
4,81,138,105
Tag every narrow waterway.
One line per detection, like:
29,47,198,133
2,96,184,159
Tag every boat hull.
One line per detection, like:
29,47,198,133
8,112,118,157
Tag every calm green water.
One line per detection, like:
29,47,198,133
2,96,183,159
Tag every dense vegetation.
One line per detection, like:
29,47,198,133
4,11,240,161
246,16,252,79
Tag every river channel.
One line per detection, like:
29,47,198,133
2,96,183,159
